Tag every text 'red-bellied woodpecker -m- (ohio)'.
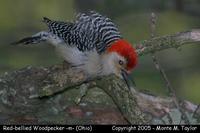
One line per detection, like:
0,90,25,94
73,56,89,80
12,11,138,89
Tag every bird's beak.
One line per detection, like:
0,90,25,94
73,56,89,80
121,69,131,90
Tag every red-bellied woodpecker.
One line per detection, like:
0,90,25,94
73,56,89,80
12,11,138,89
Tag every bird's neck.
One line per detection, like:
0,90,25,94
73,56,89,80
100,52,118,76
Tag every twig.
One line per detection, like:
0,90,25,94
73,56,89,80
166,113,173,124
150,12,157,39
193,104,200,118
149,12,190,124
149,12,174,97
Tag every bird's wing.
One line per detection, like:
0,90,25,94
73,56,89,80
43,17,74,44
43,12,122,53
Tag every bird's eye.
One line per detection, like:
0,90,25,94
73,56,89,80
119,60,124,65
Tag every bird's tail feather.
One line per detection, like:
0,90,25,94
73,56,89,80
11,31,49,45
11,36,42,45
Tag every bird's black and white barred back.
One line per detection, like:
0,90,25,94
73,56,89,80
73,11,122,53
12,11,122,54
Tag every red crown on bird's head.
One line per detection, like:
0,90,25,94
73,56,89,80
107,39,138,72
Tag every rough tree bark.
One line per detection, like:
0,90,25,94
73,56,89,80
0,29,200,124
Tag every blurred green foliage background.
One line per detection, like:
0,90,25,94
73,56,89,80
0,0,200,103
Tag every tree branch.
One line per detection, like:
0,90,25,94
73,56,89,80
136,29,200,56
